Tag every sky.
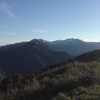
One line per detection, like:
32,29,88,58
0,0,100,45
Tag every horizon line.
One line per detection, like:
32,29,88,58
0,38,100,46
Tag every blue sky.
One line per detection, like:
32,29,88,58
0,0,100,45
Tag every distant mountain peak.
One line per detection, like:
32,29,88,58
28,39,49,48
30,39,47,43
65,38,84,42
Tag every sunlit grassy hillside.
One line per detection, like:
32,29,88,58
0,62,100,100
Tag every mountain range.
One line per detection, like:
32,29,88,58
0,39,69,73
0,38,100,73
50,39,100,57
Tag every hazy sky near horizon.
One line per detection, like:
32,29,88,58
0,0,100,45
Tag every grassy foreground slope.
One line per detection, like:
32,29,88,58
0,62,100,100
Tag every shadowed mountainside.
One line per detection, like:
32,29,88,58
0,38,100,73
0,39,69,73
75,49,100,62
